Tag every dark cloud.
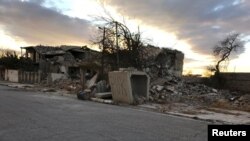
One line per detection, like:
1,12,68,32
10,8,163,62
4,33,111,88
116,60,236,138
107,0,250,56
0,0,94,46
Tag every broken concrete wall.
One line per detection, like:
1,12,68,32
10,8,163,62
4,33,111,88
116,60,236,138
4,69,41,83
47,73,67,84
173,51,184,76
109,70,149,104
143,46,184,78
68,67,80,79
219,73,250,92
39,61,61,74
5,69,19,82
21,46,101,79
18,71,41,84
155,48,184,77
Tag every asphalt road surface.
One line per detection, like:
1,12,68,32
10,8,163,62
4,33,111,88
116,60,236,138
0,85,208,141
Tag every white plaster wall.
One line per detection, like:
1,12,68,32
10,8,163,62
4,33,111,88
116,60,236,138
5,69,19,82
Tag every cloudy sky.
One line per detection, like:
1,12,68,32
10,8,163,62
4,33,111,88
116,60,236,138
0,0,249,75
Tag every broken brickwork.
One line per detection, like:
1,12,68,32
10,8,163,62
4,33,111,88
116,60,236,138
142,45,184,78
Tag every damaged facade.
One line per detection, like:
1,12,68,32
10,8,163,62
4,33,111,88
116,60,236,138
20,45,100,80
2,44,186,104
106,46,184,104
20,45,184,82
142,45,184,78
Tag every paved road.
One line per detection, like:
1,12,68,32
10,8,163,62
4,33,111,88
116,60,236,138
0,85,208,141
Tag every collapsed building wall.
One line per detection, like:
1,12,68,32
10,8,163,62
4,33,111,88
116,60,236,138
21,45,101,79
142,45,184,78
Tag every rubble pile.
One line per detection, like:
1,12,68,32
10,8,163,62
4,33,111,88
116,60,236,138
232,94,250,108
56,79,82,92
214,93,250,111
149,75,216,103
41,79,82,93
149,75,250,111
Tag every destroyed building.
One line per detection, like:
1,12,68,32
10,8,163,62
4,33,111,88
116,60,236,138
142,45,184,78
14,44,184,91
106,46,184,104
20,45,184,81
20,45,100,79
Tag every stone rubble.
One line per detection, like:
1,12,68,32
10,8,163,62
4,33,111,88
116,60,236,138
38,67,249,112
41,79,82,94
148,74,250,112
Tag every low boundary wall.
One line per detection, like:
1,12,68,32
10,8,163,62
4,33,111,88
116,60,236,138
220,73,250,92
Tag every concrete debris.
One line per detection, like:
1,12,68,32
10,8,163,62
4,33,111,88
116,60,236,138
41,79,82,94
165,86,175,93
155,85,164,92
109,70,149,104
149,74,250,112
90,98,114,104
231,95,250,108
212,88,218,93
94,92,112,99
86,73,99,89
41,88,56,92
150,75,219,100
133,95,147,105
84,89,91,93
96,80,109,93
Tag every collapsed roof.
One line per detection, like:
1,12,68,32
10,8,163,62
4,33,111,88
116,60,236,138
20,45,96,56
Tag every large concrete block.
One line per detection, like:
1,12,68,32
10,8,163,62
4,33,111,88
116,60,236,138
109,71,150,104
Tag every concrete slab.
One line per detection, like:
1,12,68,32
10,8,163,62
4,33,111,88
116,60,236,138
95,92,112,99
109,70,149,104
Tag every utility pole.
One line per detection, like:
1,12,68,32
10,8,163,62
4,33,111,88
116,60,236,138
115,21,120,70
99,27,106,77
102,27,106,77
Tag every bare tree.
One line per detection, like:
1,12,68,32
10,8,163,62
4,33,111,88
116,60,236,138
213,33,244,73
0,48,37,71
93,17,146,70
